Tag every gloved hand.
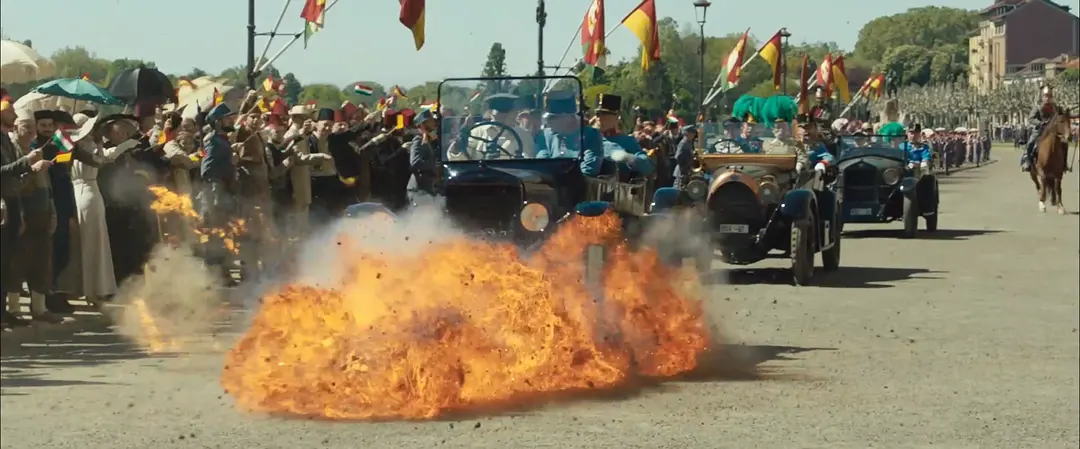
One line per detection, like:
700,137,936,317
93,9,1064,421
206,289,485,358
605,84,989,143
609,149,630,163
796,162,805,172
907,162,916,170
919,161,929,170
814,162,827,172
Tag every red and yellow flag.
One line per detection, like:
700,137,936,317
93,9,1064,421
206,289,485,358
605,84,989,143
300,0,326,48
816,53,833,99
581,0,606,68
868,73,885,99
399,0,426,50
757,30,784,90
212,88,224,106
80,72,90,81
722,28,750,89
391,85,408,98
831,55,850,103
621,0,660,71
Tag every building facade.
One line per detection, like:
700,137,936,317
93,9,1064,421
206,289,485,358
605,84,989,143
968,0,1079,92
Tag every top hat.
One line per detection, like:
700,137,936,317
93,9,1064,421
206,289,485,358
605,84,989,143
596,94,622,114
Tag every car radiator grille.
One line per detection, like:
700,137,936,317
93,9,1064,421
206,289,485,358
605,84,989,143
844,168,880,203
444,184,522,231
709,184,764,228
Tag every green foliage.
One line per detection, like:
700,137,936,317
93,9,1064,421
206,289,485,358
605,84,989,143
482,42,509,93
281,73,304,106
1060,68,1080,86
854,7,979,62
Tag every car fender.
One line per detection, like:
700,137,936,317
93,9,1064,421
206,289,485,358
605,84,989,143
650,187,681,213
916,175,938,213
344,202,397,220
779,188,816,224
574,201,613,217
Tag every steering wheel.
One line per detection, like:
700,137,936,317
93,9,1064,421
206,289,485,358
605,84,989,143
456,120,524,160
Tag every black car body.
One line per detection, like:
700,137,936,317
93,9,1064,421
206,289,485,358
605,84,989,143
833,136,939,238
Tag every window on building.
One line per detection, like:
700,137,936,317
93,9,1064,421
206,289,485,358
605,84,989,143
995,24,1005,35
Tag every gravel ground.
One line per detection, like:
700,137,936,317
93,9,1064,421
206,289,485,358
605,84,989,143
2,157,1078,449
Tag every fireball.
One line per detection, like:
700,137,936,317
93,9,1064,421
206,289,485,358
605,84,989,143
221,211,712,420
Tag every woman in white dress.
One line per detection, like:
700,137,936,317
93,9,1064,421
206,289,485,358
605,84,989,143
67,114,140,305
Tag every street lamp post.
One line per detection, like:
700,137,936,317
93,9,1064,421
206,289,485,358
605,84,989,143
694,0,711,127
779,28,791,95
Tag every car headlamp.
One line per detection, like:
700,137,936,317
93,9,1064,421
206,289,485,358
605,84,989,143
882,168,901,186
759,181,780,204
520,203,550,232
685,179,708,201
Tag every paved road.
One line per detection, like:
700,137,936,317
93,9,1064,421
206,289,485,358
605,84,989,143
2,157,1078,449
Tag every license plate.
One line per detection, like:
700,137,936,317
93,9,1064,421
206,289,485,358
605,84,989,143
850,208,874,216
717,224,749,234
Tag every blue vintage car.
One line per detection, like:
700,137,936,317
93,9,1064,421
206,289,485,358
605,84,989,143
833,135,939,238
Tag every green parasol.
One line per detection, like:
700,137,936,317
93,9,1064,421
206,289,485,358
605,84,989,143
878,122,906,137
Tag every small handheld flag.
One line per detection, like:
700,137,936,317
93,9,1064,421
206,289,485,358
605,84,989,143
353,84,374,96
80,73,91,81
52,130,76,163
391,85,408,98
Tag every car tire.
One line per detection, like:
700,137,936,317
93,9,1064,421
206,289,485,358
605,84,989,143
902,196,918,239
822,210,841,272
924,187,939,232
790,222,814,286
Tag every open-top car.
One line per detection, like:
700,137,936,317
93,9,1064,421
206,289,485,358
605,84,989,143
650,143,842,285
833,135,939,238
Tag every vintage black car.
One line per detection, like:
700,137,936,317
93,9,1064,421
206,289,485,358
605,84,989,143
428,75,666,249
832,135,939,238
651,141,842,286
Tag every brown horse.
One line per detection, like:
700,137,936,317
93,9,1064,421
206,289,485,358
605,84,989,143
1030,111,1071,214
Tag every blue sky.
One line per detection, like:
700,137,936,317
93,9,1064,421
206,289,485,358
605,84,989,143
1,0,990,86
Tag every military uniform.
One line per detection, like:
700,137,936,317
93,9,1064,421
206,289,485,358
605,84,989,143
1023,85,1067,171
672,125,697,189
595,94,654,179
535,92,603,176
449,94,536,160
408,108,439,196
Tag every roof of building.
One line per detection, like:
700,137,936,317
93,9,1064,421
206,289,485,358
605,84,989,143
980,0,1074,20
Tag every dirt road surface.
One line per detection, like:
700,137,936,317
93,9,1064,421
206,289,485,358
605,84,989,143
3,158,1078,449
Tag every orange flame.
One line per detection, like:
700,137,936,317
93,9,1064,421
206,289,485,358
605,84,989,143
221,211,712,420
148,185,245,254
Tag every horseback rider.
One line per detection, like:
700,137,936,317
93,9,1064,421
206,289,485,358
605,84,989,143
1023,84,1066,172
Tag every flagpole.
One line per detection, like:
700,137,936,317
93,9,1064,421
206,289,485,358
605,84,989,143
838,89,867,119
257,0,295,69
256,0,342,74
548,25,622,83
542,25,583,93
702,51,758,106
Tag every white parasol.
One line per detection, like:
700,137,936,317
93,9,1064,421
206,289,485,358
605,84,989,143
0,40,56,84
921,128,935,137
954,127,968,133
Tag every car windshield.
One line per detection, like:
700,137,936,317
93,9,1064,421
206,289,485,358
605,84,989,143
838,135,910,160
437,75,583,162
705,122,793,154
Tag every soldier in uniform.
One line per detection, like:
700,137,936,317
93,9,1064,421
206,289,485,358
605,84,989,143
594,94,654,178
900,124,933,170
759,95,798,155
408,108,440,197
449,94,536,160
794,103,836,175
199,103,239,282
672,124,698,189
534,91,603,176
516,95,544,156
1023,84,1067,172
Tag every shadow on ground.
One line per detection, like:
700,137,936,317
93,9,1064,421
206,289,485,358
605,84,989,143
704,266,942,289
1,315,182,391
843,229,1002,241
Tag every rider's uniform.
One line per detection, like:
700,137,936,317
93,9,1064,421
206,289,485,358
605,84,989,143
1024,98,1066,170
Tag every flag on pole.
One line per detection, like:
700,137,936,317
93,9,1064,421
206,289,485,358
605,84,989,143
391,85,408,98
263,75,279,93
797,54,810,115
353,84,374,96
399,0,426,50
718,28,750,91
832,55,851,103
212,88,224,106
758,30,784,91
52,130,75,163
868,73,885,99
301,0,327,48
468,88,484,103
817,53,834,99
80,73,90,81
621,0,660,71
581,0,607,69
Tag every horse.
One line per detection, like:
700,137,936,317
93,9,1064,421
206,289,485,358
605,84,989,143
1029,111,1071,214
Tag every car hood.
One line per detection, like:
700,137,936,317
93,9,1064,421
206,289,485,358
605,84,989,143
445,166,552,185
838,155,904,171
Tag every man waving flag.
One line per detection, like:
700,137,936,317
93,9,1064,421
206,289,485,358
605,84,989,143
399,0,426,50
621,0,660,71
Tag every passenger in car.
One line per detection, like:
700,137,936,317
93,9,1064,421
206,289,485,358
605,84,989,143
448,93,535,161
594,94,654,178
535,92,602,176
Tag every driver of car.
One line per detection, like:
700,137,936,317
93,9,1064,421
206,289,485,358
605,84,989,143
900,123,932,170
447,93,536,161
535,92,602,176
595,94,655,179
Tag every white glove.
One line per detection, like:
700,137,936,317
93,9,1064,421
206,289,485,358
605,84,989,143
796,162,805,172
907,162,916,170
814,162,827,172
609,149,630,163
919,161,929,169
